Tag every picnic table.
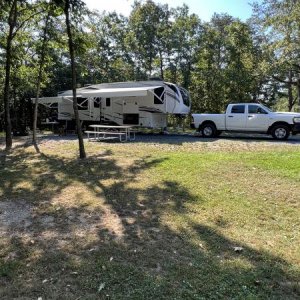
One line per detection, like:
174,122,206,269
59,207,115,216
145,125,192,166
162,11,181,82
85,124,136,142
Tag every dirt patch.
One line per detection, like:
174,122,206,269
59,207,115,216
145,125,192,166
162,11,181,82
0,200,32,234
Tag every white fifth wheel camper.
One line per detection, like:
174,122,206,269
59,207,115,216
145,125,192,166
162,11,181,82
36,80,191,128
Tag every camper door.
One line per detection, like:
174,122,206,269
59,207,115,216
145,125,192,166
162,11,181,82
123,98,139,125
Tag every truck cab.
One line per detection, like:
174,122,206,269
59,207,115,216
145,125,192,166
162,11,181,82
191,103,300,140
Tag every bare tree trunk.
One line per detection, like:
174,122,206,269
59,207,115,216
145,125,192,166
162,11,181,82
149,54,153,78
3,0,17,150
287,71,294,112
297,77,300,107
287,84,293,112
159,50,164,79
33,12,51,153
64,0,86,159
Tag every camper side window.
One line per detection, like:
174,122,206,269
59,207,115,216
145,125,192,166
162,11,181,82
106,98,111,107
94,97,101,108
77,97,88,110
154,87,165,104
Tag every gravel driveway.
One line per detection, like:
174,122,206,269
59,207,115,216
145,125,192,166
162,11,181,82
1,132,300,151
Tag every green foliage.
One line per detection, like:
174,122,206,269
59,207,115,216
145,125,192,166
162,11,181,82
251,0,300,111
190,15,258,113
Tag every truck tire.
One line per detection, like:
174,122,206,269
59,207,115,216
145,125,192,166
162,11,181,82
201,123,217,138
271,124,290,140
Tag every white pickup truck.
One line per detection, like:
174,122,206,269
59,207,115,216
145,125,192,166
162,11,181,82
191,103,300,140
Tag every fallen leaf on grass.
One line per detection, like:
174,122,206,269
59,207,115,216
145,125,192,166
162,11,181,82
98,283,105,292
233,246,244,252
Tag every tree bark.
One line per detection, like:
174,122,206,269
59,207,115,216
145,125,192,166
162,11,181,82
33,11,51,153
159,50,164,79
287,84,293,112
3,0,18,150
287,71,294,112
64,0,86,159
297,77,300,107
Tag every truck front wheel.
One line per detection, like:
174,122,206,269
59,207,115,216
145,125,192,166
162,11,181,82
201,123,217,138
271,124,290,140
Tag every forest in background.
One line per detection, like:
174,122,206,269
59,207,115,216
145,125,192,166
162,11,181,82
0,0,300,134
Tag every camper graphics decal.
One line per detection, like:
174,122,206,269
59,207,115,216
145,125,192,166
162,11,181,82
139,106,163,113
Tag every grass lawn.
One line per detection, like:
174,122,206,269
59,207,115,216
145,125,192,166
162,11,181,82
0,138,299,299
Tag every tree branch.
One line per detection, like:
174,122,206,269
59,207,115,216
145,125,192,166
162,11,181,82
292,63,300,70
272,75,297,85
12,9,46,39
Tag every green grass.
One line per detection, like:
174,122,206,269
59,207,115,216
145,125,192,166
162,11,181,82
0,260,20,278
0,140,299,299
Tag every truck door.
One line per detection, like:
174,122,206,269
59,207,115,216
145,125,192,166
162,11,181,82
245,104,269,131
226,104,247,130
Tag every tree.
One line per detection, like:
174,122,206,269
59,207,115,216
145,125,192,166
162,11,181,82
3,0,18,150
190,14,258,113
190,15,230,113
252,0,300,110
224,20,257,103
2,0,41,150
83,11,135,83
63,0,86,158
167,5,202,88
33,1,54,152
127,0,171,78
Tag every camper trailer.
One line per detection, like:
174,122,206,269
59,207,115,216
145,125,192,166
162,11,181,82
36,80,191,128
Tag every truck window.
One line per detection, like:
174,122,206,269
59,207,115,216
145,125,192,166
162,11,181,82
231,105,245,114
248,105,267,114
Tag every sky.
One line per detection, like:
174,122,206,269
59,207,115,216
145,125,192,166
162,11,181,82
83,0,259,21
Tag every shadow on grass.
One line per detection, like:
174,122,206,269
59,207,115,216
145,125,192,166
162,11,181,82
0,147,299,299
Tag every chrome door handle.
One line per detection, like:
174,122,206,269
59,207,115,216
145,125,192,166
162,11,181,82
228,116,234,118
248,115,254,118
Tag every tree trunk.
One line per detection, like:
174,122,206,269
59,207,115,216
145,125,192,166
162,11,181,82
65,0,86,159
33,12,51,153
287,83,293,112
3,1,17,150
32,11,50,153
297,77,300,107
149,54,153,78
159,50,164,79
287,71,293,112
